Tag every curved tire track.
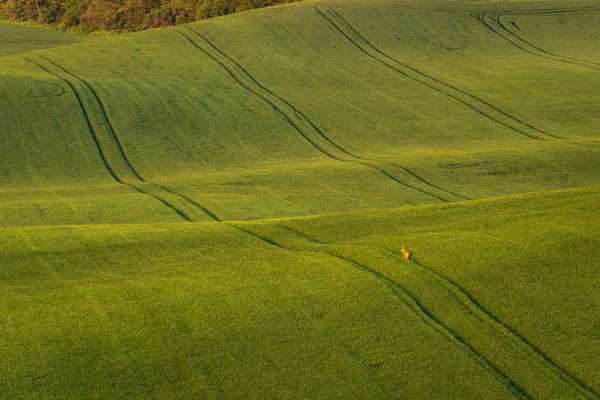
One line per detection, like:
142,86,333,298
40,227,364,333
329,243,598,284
229,223,531,399
477,10,600,71
271,224,598,398
174,26,467,203
314,5,561,141
401,253,600,400
24,55,219,223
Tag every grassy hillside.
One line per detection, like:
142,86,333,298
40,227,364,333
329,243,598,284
1,186,598,398
1,0,599,225
0,22,93,56
0,0,598,398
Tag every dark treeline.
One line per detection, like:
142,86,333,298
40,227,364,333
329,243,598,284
0,0,297,32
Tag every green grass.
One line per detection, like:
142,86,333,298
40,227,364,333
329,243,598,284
1,186,598,398
0,21,93,56
0,0,599,398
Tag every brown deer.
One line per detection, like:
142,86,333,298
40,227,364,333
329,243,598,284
400,247,411,260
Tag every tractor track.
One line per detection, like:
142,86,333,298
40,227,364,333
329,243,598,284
173,27,452,202
8,4,597,396
271,224,597,399
24,57,122,184
390,164,467,200
53,60,146,182
395,253,600,400
496,10,600,67
228,223,531,399
23,55,220,223
496,12,600,68
173,28,348,161
313,5,561,141
174,26,465,203
473,10,600,72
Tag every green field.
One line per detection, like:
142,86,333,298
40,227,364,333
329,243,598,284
1,0,599,398
0,21,95,57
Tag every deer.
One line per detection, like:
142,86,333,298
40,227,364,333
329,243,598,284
400,247,411,260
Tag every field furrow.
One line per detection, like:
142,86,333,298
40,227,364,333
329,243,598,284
315,5,560,141
238,222,598,399
175,26,464,203
474,11,600,72
1,1,599,396
230,223,532,399
22,55,219,222
404,256,600,400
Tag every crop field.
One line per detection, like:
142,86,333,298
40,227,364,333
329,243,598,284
0,22,94,57
0,0,599,398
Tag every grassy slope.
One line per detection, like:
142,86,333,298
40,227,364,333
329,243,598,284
1,0,599,224
0,22,93,56
0,0,599,398
1,186,598,398
340,0,600,141
239,184,600,396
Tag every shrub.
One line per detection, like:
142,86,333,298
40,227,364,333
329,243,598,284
0,0,299,33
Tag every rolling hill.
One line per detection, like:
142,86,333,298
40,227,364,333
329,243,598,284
0,21,95,57
1,0,599,398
